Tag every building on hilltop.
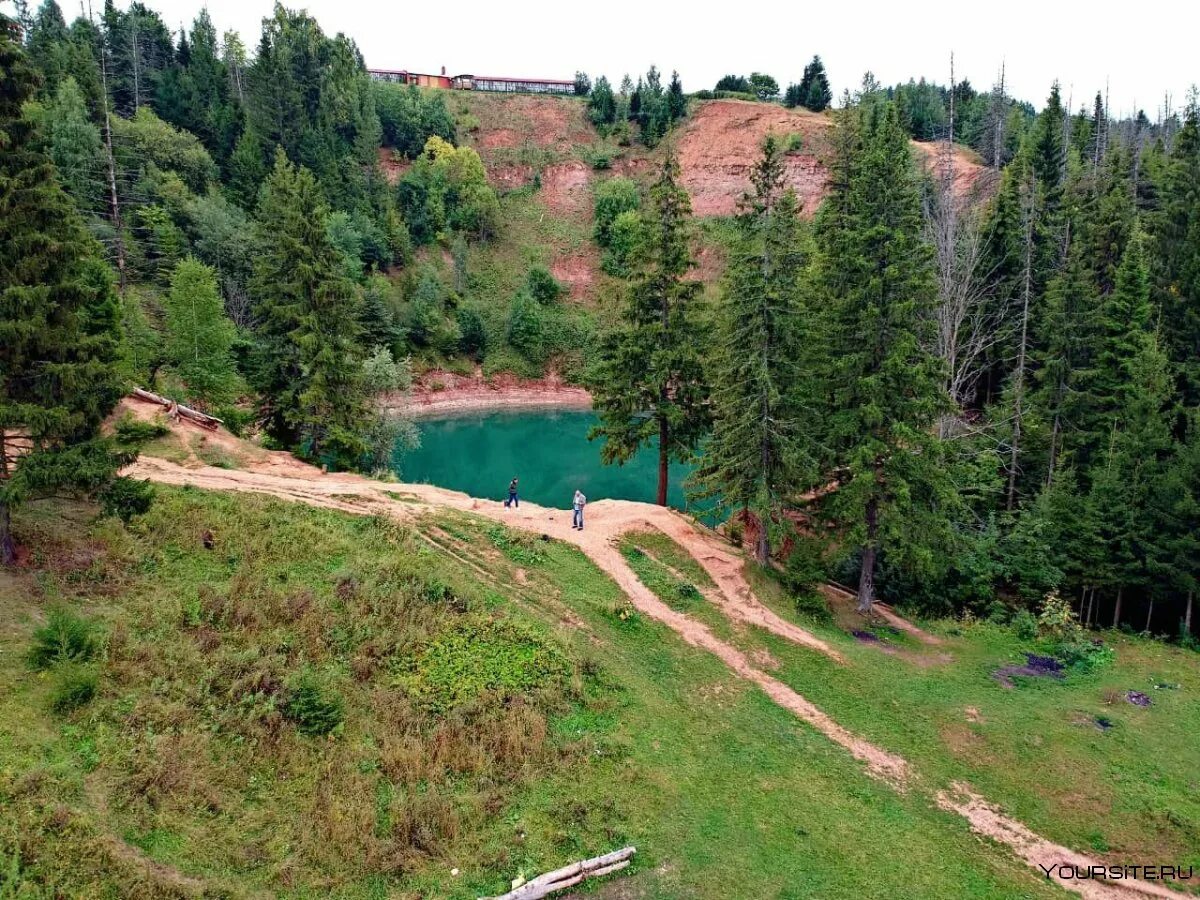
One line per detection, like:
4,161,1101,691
367,66,573,95
368,66,452,89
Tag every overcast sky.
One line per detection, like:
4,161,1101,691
35,0,1200,118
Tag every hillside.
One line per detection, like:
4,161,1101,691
406,94,991,310
2,405,1196,898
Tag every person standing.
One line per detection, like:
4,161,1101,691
572,489,586,530
506,477,519,508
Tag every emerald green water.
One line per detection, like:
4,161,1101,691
394,409,698,511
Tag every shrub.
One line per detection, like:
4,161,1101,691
780,535,827,597
51,665,98,713
526,266,565,305
506,292,544,359
593,177,640,248
1011,609,1038,641
100,477,155,524
284,671,345,737
794,590,832,622
28,609,99,670
601,209,645,277
114,417,170,445
456,305,488,359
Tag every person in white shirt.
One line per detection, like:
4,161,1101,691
572,489,586,530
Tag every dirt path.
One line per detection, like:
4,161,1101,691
124,427,1170,897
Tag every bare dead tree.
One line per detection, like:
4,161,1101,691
988,62,1007,169
1005,176,1036,510
925,55,1003,435
97,25,127,293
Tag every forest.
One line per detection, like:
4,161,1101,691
2,0,1199,655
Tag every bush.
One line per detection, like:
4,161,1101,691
601,209,645,277
28,609,100,670
506,292,544,359
456,305,488,359
780,535,827,597
51,665,98,713
593,177,640,248
794,590,832,622
526,266,565,305
1011,609,1038,641
114,417,170,445
100,477,155,524
284,670,345,737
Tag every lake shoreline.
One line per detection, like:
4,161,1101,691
383,372,593,419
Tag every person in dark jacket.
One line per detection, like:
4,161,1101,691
505,477,519,508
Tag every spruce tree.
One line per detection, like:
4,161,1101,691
815,102,952,612
589,153,709,506
162,257,238,408
692,136,815,561
1074,228,1154,463
251,151,369,468
1,16,127,564
1086,332,1174,627
44,75,105,214
1153,100,1200,402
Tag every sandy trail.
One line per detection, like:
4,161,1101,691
125,433,1170,897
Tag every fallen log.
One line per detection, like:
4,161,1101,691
131,388,223,431
482,847,636,900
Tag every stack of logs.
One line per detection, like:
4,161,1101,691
485,847,636,900
132,388,223,431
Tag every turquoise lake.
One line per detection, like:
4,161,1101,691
394,408,699,511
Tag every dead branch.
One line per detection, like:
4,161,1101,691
131,388,223,431
483,847,636,900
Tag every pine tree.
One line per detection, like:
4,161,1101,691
1,15,127,564
804,57,832,113
44,76,105,214
1074,228,1154,463
1152,412,1200,636
1086,332,1174,627
589,153,709,506
1153,99,1200,403
251,151,369,468
692,136,815,561
666,70,686,123
162,257,238,408
815,102,952,612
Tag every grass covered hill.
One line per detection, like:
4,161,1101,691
2,423,1197,897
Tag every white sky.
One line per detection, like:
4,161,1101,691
27,0,1200,118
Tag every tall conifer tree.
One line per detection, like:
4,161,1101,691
589,153,709,506
251,151,369,468
815,102,953,612
1,16,127,564
692,136,815,561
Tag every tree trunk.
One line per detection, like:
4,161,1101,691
1007,182,1035,511
754,511,769,565
99,41,127,293
1112,586,1123,629
0,501,14,568
656,414,668,507
1144,597,1154,634
856,496,879,613
1185,591,1194,636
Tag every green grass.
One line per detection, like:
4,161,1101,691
1,490,1195,897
